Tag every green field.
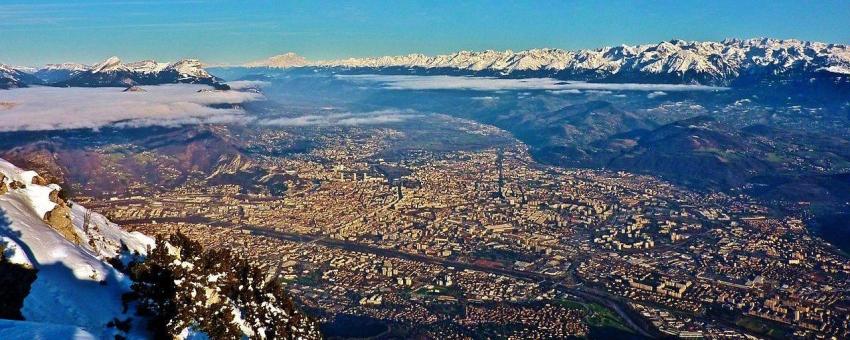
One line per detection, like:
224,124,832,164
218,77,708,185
736,315,788,338
555,298,644,339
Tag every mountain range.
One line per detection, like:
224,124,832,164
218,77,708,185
0,57,228,90
248,38,850,87
6,38,850,90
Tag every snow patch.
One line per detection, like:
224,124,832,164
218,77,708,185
0,319,96,340
0,158,153,339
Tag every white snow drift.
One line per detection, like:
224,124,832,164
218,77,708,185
0,158,154,339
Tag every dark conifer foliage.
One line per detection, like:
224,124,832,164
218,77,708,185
127,232,321,339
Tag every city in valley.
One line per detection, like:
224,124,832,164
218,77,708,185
53,111,845,338
2,2,850,339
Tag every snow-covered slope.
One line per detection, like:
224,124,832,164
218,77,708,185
0,319,96,340
0,158,154,339
165,59,215,81
304,38,850,85
33,63,89,84
90,56,129,74
0,64,40,89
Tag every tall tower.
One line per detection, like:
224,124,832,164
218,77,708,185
496,148,505,200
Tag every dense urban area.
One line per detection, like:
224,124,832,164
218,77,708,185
56,113,849,339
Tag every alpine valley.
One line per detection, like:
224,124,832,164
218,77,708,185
1,38,850,339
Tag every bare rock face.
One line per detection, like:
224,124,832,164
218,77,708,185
9,180,25,190
30,175,50,186
0,174,7,195
44,203,81,245
48,189,64,205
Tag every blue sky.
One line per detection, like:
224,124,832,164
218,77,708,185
2,0,849,66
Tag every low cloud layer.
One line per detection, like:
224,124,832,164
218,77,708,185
226,80,271,90
258,110,421,127
337,74,728,92
549,89,582,94
0,84,262,132
647,91,668,98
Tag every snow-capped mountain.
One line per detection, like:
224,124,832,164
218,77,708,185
0,64,40,89
124,60,169,74
0,158,154,339
32,63,89,84
166,59,215,81
0,57,229,90
303,38,850,86
89,56,128,74
40,63,89,72
48,56,230,89
244,52,309,68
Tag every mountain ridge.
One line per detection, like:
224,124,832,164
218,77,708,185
1,57,229,90
243,38,850,87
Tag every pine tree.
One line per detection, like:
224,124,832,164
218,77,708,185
126,231,321,339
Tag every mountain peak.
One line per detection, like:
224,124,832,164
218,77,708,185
41,63,89,71
166,59,211,79
125,59,169,73
90,56,126,73
245,52,308,68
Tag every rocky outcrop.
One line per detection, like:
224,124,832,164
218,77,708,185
30,175,49,186
0,174,7,195
9,181,25,190
43,193,80,245
48,189,62,204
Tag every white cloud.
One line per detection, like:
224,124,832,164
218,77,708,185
0,84,262,132
647,91,667,98
258,110,420,127
336,74,728,92
548,89,582,94
226,80,271,90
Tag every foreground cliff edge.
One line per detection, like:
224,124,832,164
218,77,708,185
0,158,154,338
0,158,321,339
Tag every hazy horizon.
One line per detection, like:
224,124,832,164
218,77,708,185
2,0,850,66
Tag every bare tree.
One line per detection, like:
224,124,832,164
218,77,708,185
83,210,98,251
82,210,91,233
